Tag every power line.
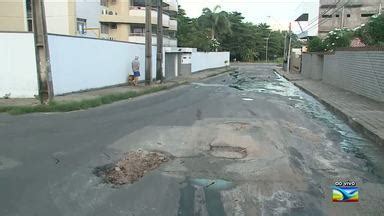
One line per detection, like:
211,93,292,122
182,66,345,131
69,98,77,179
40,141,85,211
303,0,342,31
303,0,351,33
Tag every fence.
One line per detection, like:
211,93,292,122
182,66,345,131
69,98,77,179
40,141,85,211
302,49,384,102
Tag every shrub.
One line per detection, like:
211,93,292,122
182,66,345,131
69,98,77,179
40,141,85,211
323,28,354,52
355,13,384,46
307,36,325,52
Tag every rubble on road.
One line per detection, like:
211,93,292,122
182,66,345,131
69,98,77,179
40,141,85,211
94,150,170,185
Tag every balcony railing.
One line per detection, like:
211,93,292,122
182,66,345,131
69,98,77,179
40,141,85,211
128,33,177,46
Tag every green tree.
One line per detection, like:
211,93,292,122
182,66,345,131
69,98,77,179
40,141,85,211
176,6,211,51
198,6,232,40
197,6,232,51
177,6,289,60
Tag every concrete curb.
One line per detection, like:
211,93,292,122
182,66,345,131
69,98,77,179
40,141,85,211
273,68,384,146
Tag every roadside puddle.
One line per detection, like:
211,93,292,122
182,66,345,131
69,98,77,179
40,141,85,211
178,177,233,216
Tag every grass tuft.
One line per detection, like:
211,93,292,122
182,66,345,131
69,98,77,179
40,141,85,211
0,85,169,115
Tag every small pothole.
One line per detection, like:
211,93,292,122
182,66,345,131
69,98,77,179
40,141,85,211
223,121,251,131
209,145,247,159
93,150,171,185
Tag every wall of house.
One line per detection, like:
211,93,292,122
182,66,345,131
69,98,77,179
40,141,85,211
48,34,158,95
191,52,230,73
0,0,27,32
302,49,384,102
76,0,101,37
0,32,38,98
44,0,71,35
318,0,383,37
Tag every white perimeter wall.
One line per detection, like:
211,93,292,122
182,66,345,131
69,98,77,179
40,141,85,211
191,52,230,73
0,33,38,98
48,34,158,95
1,32,231,98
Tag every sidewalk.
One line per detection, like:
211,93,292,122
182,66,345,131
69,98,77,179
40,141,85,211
0,66,235,108
274,67,384,146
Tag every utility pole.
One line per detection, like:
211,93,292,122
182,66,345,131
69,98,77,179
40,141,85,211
31,0,53,103
145,0,152,85
283,32,287,61
156,0,163,82
265,31,272,63
341,5,345,28
287,23,292,73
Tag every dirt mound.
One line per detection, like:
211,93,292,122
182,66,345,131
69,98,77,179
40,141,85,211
94,150,170,185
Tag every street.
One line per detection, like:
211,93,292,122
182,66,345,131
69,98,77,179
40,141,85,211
1,63,384,216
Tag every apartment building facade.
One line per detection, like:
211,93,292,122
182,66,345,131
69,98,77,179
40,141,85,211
100,0,177,46
318,0,383,37
0,0,177,46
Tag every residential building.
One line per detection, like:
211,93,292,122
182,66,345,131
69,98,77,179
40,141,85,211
0,0,177,46
100,0,178,46
318,0,383,37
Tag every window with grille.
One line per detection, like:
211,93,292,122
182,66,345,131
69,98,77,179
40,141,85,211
101,23,109,34
77,18,87,34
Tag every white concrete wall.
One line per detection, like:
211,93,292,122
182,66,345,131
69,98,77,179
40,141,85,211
76,0,101,38
0,33,38,98
48,34,158,95
191,52,230,73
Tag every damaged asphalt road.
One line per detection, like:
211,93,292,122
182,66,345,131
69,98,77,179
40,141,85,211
1,63,384,215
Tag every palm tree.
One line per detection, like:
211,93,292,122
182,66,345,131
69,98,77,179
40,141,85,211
198,5,232,50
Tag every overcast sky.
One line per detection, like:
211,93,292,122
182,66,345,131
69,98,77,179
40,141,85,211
177,0,319,31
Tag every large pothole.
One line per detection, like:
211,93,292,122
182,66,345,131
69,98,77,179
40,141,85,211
93,150,171,185
209,145,247,159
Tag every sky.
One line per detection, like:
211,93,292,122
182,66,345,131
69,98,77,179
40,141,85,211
177,0,319,33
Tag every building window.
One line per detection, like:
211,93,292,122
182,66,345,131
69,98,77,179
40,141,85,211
131,24,145,34
100,0,108,6
132,0,145,7
335,14,340,17
77,18,87,34
322,14,332,18
111,23,117,29
101,23,109,34
347,14,351,17
361,13,374,17
27,19,33,32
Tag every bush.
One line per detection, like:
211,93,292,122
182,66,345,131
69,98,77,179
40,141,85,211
307,36,325,52
355,13,384,46
323,28,354,52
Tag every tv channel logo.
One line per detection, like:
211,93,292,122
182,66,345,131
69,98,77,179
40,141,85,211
332,182,359,202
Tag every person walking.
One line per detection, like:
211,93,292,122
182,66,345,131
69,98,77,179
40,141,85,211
131,56,140,86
